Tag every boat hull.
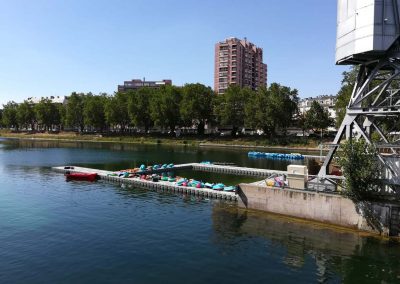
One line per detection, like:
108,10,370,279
65,173,98,182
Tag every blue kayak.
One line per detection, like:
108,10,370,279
176,178,188,186
223,186,236,192
204,182,214,188
212,183,225,190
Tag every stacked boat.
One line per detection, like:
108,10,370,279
265,175,287,187
106,163,237,192
248,151,304,160
108,163,175,177
174,178,236,192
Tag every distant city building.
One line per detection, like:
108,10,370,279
298,95,337,120
118,78,172,92
214,37,267,94
26,96,68,105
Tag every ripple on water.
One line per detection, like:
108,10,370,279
0,140,400,283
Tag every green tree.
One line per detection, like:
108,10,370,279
66,92,86,132
58,103,66,130
267,83,299,134
335,66,358,127
244,87,271,133
84,94,106,131
105,92,130,132
338,139,382,200
305,101,333,136
215,85,248,136
2,101,19,130
180,83,214,135
244,83,299,136
128,88,154,133
297,112,307,137
34,98,60,131
16,101,36,130
150,85,182,133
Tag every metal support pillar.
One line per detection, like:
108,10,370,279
319,56,400,187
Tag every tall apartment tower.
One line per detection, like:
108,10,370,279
214,37,267,94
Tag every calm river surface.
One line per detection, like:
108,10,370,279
0,138,399,283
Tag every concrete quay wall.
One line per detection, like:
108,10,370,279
238,183,400,237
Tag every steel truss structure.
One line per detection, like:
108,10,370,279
319,54,400,189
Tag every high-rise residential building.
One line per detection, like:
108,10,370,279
118,78,172,92
214,37,267,94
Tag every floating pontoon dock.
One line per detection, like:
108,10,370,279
191,163,286,178
52,165,233,201
52,163,288,201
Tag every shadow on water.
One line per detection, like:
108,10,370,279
211,203,400,283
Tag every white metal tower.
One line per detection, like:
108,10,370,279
319,0,400,189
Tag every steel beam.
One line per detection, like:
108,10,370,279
319,55,400,189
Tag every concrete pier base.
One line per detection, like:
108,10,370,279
238,181,400,237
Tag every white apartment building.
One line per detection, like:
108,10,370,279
298,95,337,121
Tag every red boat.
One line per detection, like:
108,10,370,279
65,172,98,182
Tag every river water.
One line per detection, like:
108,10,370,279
0,138,399,283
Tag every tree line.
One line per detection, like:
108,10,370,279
0,82,333,136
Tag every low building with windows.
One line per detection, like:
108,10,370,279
26,95,68,105
117,78,172,92
298,95,337,120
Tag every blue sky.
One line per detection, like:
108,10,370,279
0,0,347,106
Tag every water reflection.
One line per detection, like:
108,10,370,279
0,138,399,283
0,138,321,172
211,204,400,283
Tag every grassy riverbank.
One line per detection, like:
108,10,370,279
0,130,327,151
